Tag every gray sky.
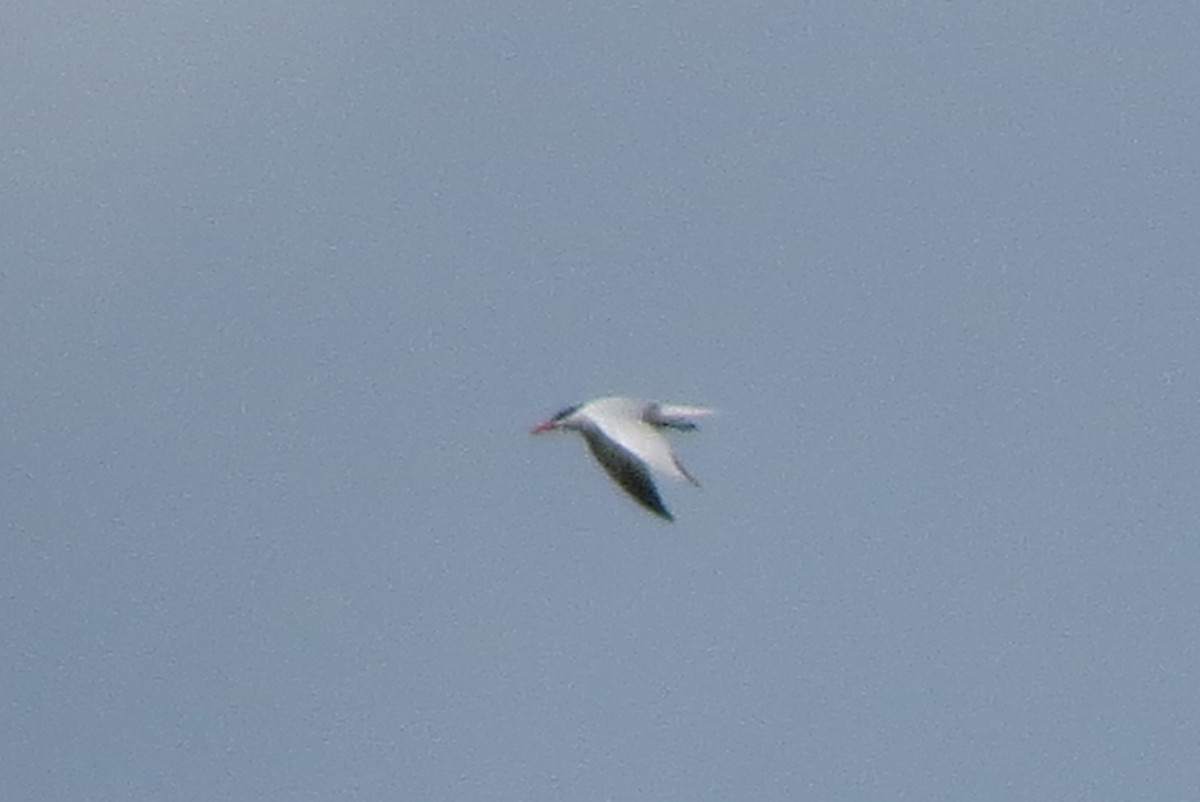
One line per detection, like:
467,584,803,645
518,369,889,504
4,3,1198,799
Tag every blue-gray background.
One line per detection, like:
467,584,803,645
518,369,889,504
4,3,1198,799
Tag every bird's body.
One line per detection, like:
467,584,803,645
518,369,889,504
531,396,713,520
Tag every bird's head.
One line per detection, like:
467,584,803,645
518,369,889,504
530,404,580,434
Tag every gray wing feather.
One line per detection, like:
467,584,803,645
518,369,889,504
582,429,674,521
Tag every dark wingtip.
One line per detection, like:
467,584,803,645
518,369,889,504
639,495,674,521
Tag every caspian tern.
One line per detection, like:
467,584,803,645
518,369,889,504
531,396,714,521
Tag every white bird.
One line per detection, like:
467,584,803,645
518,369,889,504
531,396,714,521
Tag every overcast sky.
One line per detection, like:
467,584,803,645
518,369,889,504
3,3,1199,799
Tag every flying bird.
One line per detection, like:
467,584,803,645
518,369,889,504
531,396,714,521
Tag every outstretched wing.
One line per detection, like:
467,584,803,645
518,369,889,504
589,410,699,486
582,428,674,521
644,403,716,432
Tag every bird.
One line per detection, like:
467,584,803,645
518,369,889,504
531,396,714,521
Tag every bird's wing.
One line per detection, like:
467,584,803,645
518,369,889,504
582,428,674,521
590,413,699,486
644,403,715,432
652,403,716,420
